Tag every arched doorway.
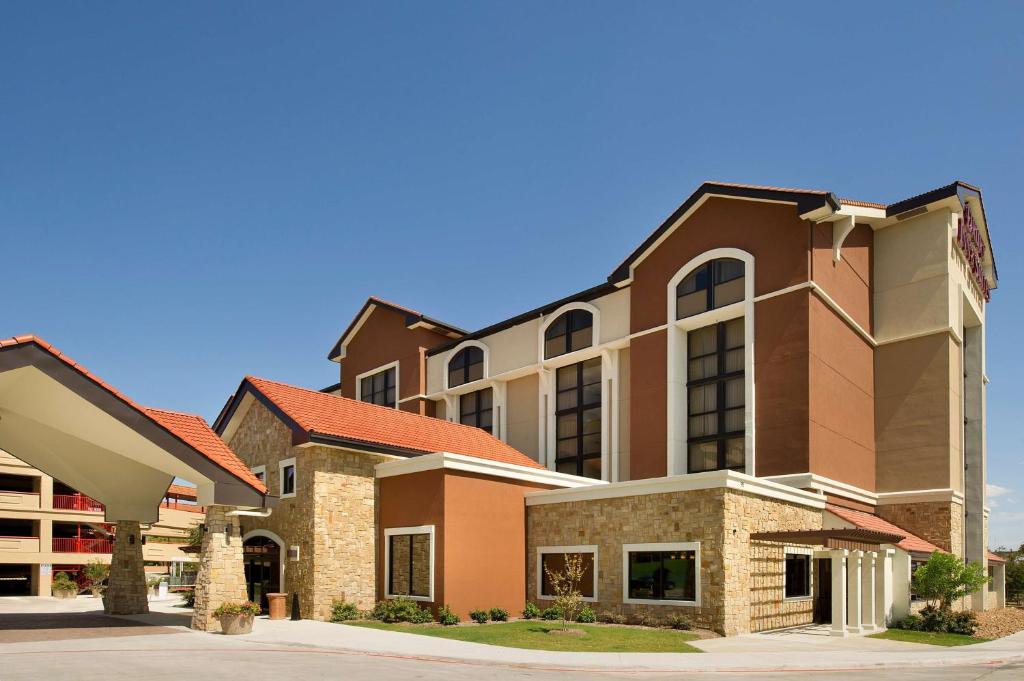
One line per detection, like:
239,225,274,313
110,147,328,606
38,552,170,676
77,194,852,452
242,534,281,612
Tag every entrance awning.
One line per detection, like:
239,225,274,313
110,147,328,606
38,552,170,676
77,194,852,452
752,528,906,553
0,336,272,523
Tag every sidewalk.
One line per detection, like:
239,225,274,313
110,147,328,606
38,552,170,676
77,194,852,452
231,617,1024,673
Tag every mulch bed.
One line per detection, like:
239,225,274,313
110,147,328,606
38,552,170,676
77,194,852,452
974,607,1024,639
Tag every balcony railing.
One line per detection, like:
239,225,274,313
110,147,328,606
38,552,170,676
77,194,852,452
52,537,113,553
52,494,104,513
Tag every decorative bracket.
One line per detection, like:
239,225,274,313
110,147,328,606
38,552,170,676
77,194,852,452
833,215,856,263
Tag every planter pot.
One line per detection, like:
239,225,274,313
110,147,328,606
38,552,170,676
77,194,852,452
218,613,254,635
53,589,77,599
266,593,287,621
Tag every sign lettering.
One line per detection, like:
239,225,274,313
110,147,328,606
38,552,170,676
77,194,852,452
956,204,990,301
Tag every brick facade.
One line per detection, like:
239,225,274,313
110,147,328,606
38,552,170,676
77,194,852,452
877,501,964,557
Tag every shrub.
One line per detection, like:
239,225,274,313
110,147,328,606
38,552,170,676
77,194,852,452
948,610,978,636
522,602,541,619
542,552,586,630
83,560,108,593
541,606,563,621
182,589,196,608
469,609,489,624
597,610,626,624
52,572,77,594
372,597,434,624
489,607,509,622
892,614,922,631
330,601,361,622
438,605,460,626
912,552,989,612
576,606,596,623
214,601,261,617
894,607,978,635
664,614,692,630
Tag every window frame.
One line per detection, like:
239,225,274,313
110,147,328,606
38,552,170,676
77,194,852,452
542,308,596,360
459,387,494,434
251,465,266,485
356,361,399,408
447,346,486,389
675,257,745,320
783,546,813,601
536,545,599,603
383,525,435,602
622,541,701,606
553,357,602,478
278,457,296,499
685,318,746,474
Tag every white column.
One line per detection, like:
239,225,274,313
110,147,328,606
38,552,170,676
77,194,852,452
847,550,863,634
830,549,848,637
876,549,894,627
995,563,1006,609
861,552,877,631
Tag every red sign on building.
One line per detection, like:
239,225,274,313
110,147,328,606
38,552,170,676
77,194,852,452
956,204,990,301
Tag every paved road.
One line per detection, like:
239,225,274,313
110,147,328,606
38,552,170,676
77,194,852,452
1,642,1022,680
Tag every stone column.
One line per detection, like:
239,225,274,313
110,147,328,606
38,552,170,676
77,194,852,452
104,520,149,615
830,549,848,637
847,550,863,635
191,505,248,632
876,549,894,627
861,552,877,631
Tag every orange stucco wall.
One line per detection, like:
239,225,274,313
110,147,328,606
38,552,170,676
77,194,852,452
377,468,551,618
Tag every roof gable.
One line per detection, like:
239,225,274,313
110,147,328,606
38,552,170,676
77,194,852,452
327,297,466,362
826,504,942,555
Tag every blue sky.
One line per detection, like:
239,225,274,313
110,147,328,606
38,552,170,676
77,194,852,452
3,2,1022,546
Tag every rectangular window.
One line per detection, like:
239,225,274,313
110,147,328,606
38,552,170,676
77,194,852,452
623,542,699,605
537,546,598,601
385,526,434,601
554,357,602,479
784,552,812,598
686,318,745,473
459,388,493,434
359,365,397,408
279,458,296,498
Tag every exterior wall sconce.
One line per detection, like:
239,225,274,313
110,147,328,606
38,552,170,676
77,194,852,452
128,534,136,545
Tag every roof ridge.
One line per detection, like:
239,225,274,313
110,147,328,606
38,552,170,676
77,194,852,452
704,180,829,194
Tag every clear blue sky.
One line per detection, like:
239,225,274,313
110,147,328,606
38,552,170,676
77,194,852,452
3,3,1022,546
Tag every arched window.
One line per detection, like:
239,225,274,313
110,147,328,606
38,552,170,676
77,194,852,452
448,346,484,388
543,310,593,359
675,258,745,319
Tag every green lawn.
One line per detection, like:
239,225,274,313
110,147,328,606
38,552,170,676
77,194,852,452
344,620,703,652
868,629,991,647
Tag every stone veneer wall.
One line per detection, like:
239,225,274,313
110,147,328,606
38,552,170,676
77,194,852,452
103,520,149,615
877,501,964,557
191,505,248,631
227,398,387,620
526,487,821,636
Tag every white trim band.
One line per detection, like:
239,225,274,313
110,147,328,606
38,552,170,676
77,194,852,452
876,488,965,505
375,451,604,489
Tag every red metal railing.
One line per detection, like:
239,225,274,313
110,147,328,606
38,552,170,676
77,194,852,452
52,494,104,513
52,537,113,553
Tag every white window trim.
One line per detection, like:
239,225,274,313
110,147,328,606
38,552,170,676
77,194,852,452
538,301,601,363
251,465,266,484
665,248,756,478
384,525,435,602
278,457,296,499
783,545,814,601
622,541,701,606
443,340,490,391
355,360,400,409
536,545,599,602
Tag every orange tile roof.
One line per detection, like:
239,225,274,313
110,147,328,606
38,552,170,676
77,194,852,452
0,335,267,495
165,483,198,498
826,504,943,555
244,376,544,469
987,550,1007,564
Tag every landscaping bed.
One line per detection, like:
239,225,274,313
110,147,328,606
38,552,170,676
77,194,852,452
344,619,704,652
974,607,1024,640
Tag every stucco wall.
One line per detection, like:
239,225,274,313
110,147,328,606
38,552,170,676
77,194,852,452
505,373,540,462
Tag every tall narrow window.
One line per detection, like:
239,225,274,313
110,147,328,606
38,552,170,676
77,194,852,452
360,366,396,407
387,530,432,599
544,309,593,359
555,357,601,479
448,346,484,388
686,318,745,473
459,388,493,434
676,258,745,319
784,552,811,598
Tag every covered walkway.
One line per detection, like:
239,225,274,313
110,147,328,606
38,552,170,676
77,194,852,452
0,335,274,628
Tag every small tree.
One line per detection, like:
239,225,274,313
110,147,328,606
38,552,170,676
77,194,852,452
543,553,586,630
83,560,109,596
912,552,989,611
1002,544,1024,604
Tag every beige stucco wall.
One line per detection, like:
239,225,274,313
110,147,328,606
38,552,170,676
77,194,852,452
617,348,631,481
505,373,540,462
526,488,821,636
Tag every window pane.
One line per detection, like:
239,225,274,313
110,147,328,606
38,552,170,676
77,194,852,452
556,459,577,475
389,535,411,596
688,413,717,438
581,357,602,385
448,368,463,388
725,318,744,349
557,365,578,390
569,310,593,332
714,258,744,283
556,438,579,457
662,550,697,601
714,279,744,308
556,390,578,411
569,327,592,352
724,408,744,433
556,414,578,438
545,315,567,339
544,337,565,359
676,291,708,319
461,392,477,414
478,387,493,409
410,534,431,597
361,380,372,400
282,465,295,494
688,384,717,415
582,407,601,435
385,387,396,407
581,457,601,480
582,434,601,456
725,378,744,409
688,442,718,473
688,325,717,357
373,372,386,392
785,554,810,598
689,356,717,381
725,348,744,374
676,269,702,296
466,360,484,383
478,409,493,429
541,553,595,598
582,383,601,406
389,533,430,598
725,438,745,469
